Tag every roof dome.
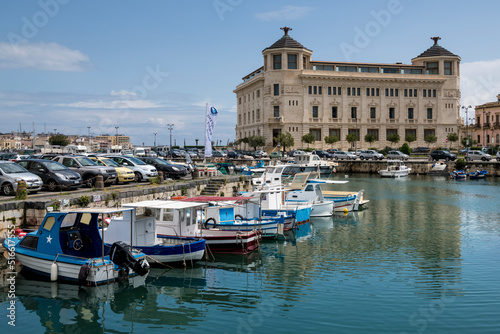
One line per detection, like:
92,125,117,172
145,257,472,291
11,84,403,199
263,27,311,52
415,37,459,58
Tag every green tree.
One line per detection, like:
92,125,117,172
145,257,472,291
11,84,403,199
364,134,377,146
424,134,437,147
49,134,70,147
405,134,416,151
301,133,315,149
324,135,339,148
247,136,266,150
400,142,411,155
346,133,357,148
274,132,294,154
387,133,400,148
447,132,459,150
461,136,476,148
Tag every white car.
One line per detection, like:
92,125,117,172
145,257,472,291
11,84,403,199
333,151,357,160
105,155,158,182
0,161,43,195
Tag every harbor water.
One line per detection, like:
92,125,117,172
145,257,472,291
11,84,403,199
1,174,500,333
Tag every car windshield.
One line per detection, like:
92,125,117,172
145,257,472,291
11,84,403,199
76,157,98,166
152,158,168,165
101,158,120,167
0,163,28,174
44,161,68,171
126,156,146,165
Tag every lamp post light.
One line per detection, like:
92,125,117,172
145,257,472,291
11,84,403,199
167,124,174,157
462,105,472,149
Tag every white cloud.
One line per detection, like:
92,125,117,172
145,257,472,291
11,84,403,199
460,59,500,109
0,42,91,71
255,6,312,21
110,90,137,97
63,99,161,109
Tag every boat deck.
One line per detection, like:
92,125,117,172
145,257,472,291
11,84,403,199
322,190,369,206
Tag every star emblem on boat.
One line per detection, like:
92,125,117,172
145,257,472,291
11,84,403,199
47,235,52,243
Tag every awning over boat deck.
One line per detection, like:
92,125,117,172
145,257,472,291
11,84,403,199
61,207,134,214
123,200,208,209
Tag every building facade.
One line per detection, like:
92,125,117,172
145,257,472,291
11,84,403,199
234,28,461,151
474,94,500,148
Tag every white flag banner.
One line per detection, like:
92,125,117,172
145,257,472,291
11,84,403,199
205,104,219,158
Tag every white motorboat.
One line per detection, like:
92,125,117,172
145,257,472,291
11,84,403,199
283,153,336,175
378,160,411,178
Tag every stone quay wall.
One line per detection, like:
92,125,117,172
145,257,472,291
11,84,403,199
0,175,251,235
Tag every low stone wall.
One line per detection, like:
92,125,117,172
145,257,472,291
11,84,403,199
0,175,251,235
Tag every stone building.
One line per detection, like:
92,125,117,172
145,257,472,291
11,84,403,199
474,94,500,148
234,28,461,151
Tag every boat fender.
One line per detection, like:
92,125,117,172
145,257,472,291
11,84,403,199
50,262,58,282
234,214,244,221
78,263,90,287
204,218,217,229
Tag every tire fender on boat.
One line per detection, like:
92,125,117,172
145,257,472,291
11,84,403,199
235,214,244,220
51,262,58,282
205,217,217,229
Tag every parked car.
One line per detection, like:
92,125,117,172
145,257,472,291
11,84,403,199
429,150,457,161
288,150,306,157
359,150,384,160
212,150,227,158
254,150,268,158
52,155,117,187
16,159,82,191
0,161,43,195
269,151,284,159
497,151,500,162
387,150,410,161
89,157,135,184
411,147,430,154
326,149,340,154
138,157,188,179
465,150,492,161
333,151,357,160
312,150,333,159
104,155,157,182
227,151,242,159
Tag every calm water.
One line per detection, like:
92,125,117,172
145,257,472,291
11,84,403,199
1,174,500,334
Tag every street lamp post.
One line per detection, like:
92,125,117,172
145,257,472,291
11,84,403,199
462,105,472,149
167,124,174,157
115,126,119,148
87,126,91,152
153,132,157,147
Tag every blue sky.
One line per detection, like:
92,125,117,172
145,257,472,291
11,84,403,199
1,0,499,147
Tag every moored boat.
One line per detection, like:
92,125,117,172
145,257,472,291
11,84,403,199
468,169,487,179
3,208,150,285
378,160,411,178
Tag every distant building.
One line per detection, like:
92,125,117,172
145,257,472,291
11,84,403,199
234,28,461,151
474,94,500,148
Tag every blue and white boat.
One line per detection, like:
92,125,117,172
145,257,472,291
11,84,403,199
450,170,467,179
3,208,150,285
102,202,206,266
469,169,487,179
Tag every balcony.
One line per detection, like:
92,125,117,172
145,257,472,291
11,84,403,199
405,119,415,123
494,121,500,129
268,116,284,124
309,118,321,123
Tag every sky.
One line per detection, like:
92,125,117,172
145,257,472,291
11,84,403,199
1,0,499,147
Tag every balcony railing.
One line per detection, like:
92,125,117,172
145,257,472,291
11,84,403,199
268,117,284,124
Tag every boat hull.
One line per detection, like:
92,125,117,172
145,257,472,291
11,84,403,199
135,237,206,265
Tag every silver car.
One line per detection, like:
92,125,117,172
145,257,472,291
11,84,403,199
466,150,492,161
359,150,384,160
0,161,43,195
333,151,357,160
387,150,409,161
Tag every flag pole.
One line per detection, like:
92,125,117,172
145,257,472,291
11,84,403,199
203,103,207,164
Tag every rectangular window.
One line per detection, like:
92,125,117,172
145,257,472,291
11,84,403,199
444,61,452,75
309,86,312,94
367,129,379,140
424,129,435,138
274,84,279,96
256,109,260,121
288,54,297,69
312,106,319,118
427,108,433,119
426,62,438,74
366,88,370,96
336,66,356,72
385,88,389,96
408,108,414,119
433,89,436,97
370,107,376,119
313,86,317,95
329,128,340,139
328,87,331,95
273,54,282,70
310,129,321,141
389,107,395,119
351,107,357,119
338,87,342,95
405,129,417,139
257,90,260,98
360,67,379,73
332,106,338,118
318,86,322,95
411,69,422,74
423,89,427,97
239,97,241,105
395,89,399,97
274,106,280,118
357,88,360,96
347,87,351,96
332,87,337,95
386,129,398,137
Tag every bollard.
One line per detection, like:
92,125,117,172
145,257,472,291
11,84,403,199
158,171,164,183
95,175,104,190
16,180,27,199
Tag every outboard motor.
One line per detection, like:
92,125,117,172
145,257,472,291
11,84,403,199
109,241,150,277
